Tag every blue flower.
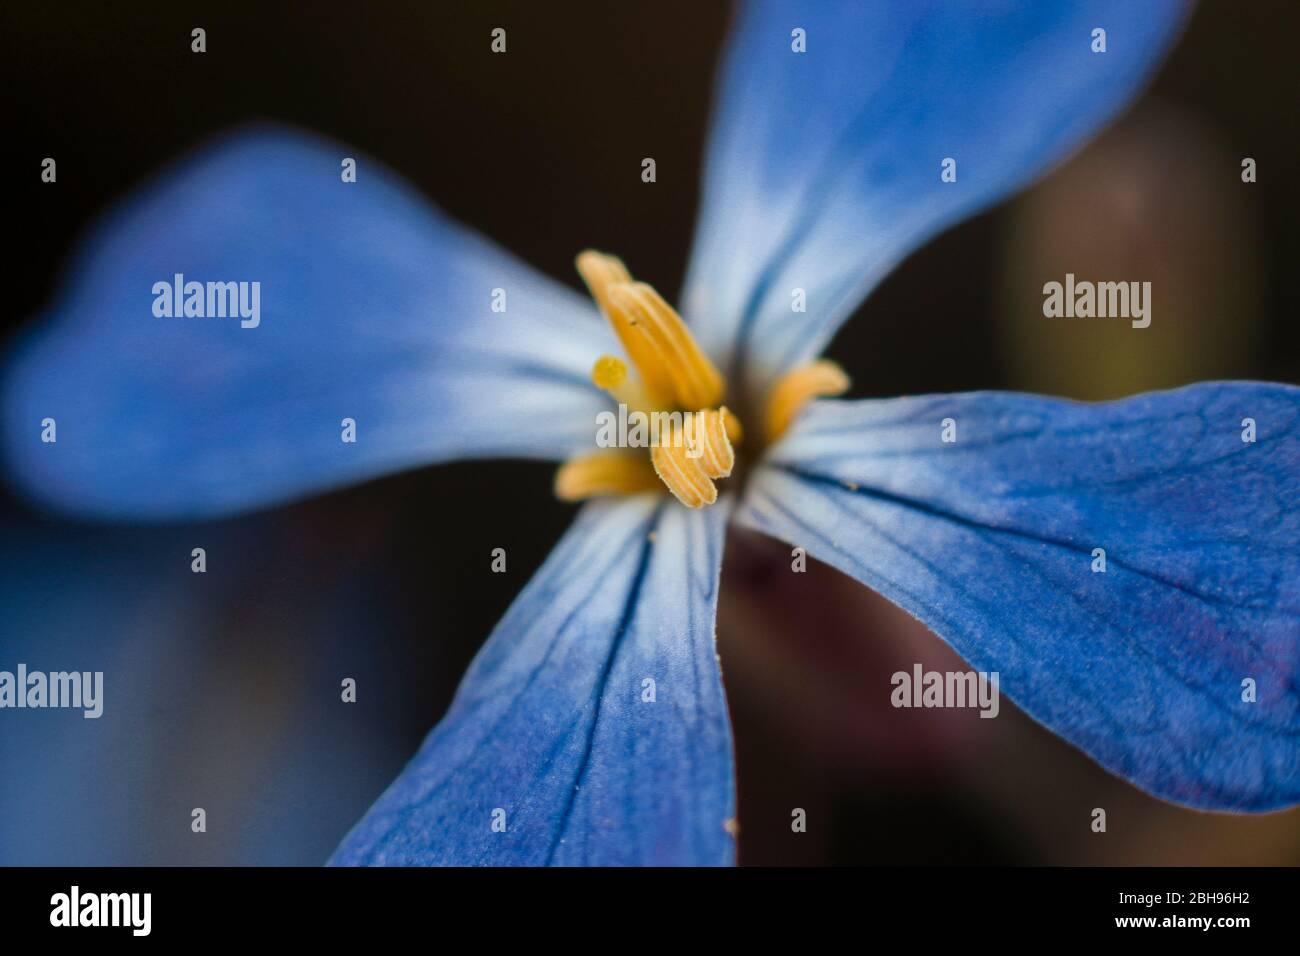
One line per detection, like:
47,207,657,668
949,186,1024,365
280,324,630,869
3,1,1296,867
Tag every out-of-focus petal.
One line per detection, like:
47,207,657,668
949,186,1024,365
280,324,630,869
682,0,1188,398
0,514,413,863
3,125,615,520
330,495,736,865
740,383,1300,811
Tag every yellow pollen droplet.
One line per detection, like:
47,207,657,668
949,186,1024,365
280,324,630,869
591,354,627,390
763,359,850,443
554,452,662,502
590,354,655,412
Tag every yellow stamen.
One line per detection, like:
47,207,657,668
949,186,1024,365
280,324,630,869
688,408,735,479
607,282,725,411
554,452,662,502
575,250,632,314
721,406,743,445
571,250,748,510
576,251,675,407
651,426,718,509
764,359,850,443
590,354,654,412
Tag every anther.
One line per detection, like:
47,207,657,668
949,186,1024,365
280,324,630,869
576,251,676,407
555,452,663,501
607,282,725,411
688,408,735,479
763,359,850,443
651,424,718,509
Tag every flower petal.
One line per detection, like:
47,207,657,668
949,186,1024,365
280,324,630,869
740,383,1300,811
3,124,616,519
682,0,1188,397
330,495,736,865
0,513,414,864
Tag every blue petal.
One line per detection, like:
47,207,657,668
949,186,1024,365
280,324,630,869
0,514,414,863
3,125,616,520
682,0,1188,397
330,496,736,865
740,383,1300,811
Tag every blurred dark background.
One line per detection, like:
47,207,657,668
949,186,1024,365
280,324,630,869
1,1,1296,864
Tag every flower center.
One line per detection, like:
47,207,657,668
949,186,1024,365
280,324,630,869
554,249,847,509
